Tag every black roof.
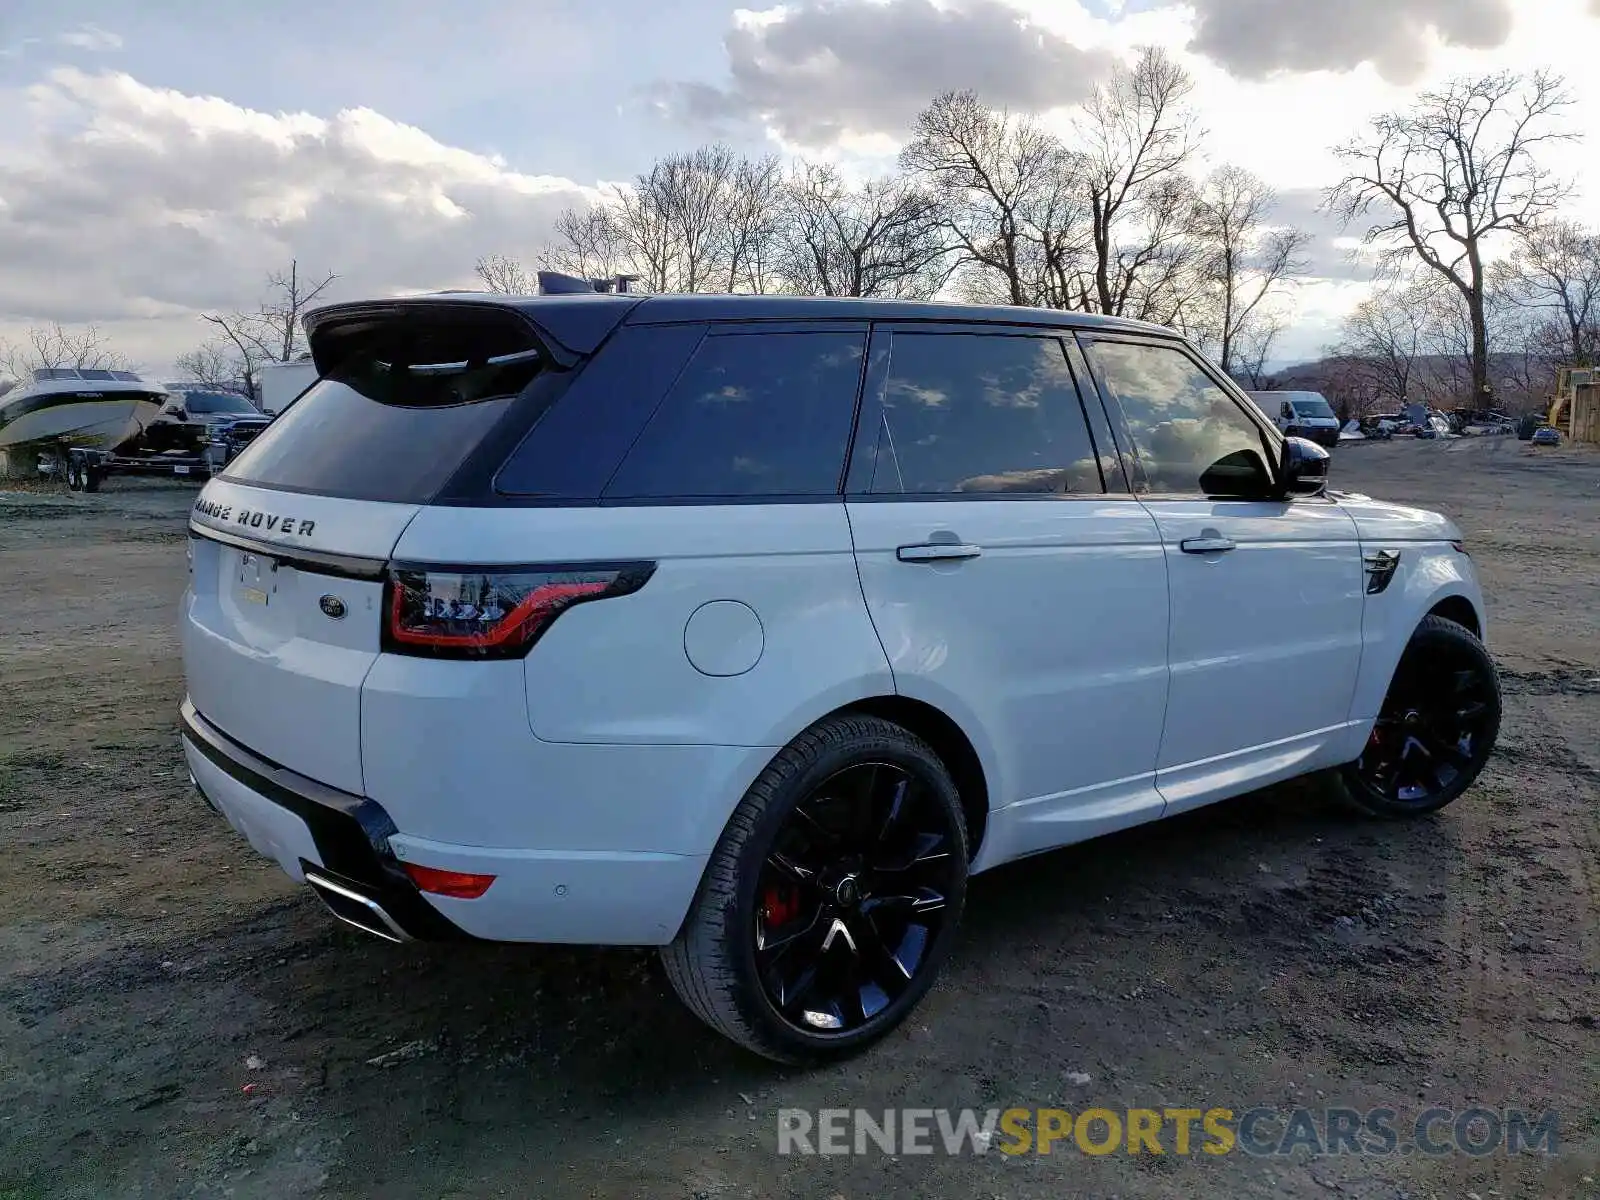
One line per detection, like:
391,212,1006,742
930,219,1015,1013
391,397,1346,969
305,291,1177,358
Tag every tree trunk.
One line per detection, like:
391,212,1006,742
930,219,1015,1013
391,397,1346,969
1468,286,1491,407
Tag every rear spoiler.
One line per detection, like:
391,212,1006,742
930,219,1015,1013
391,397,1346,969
302,293,642,370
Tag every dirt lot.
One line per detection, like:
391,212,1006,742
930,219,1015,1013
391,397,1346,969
1,437,1597,1200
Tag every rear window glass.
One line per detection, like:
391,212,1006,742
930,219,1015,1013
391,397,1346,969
602,330,865,500
221,314,544,503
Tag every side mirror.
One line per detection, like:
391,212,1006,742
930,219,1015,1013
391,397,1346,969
1199,448,1274,499
1278,435,1330,498
161,403,186,420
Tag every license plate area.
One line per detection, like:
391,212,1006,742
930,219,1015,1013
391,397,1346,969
222,547,302,643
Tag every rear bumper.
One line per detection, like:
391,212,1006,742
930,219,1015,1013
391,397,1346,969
180,697,707,945
182,698,469,940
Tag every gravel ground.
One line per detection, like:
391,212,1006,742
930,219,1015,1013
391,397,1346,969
0,440,1596,1199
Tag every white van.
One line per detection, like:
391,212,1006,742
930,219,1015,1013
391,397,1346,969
1250,390,1342,449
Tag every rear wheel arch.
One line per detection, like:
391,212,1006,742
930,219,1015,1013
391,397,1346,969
730,694,992,865
833,696,990,859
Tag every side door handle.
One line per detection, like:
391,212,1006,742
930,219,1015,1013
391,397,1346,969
897,542,983,563
1180,536,1236,555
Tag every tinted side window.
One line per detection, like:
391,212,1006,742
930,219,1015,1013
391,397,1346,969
1082,340,1272,496
603,330,865,500
494,324,703,499
871,334,1103,495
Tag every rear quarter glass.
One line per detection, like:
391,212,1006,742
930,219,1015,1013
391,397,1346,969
222,312,554,504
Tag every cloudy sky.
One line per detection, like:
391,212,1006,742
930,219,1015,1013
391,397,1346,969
2,0,1597,375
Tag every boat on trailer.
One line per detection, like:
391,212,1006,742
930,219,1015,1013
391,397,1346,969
0,367,167,452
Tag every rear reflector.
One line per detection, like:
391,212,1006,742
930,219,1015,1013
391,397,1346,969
402,863,497,899
384,561,655,659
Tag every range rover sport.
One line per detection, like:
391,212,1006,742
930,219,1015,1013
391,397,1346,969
180,291,1501,1063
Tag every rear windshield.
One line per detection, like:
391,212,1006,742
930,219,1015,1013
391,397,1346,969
221,312,544,503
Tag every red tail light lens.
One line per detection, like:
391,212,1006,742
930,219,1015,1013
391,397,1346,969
402,863,497,899
384,561,654,659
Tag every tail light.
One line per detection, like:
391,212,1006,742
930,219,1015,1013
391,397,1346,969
403,862,497,899
384,561,654,659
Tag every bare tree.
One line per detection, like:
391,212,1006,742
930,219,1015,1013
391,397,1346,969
1331,281,1438,408
173,340,241,391
1232,315,1287,389
474,252,538,294
199,260,337,400
902,90,1089,308
1,322,132,381
777,162,950,299
723,154,786,294
1495,219,1600,368
1190,166,1310,375
536,146,781,295
610,145,743,293
1076,46,1200,319
1326,70,1577,406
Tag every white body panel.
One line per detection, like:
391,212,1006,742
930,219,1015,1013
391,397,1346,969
1334,493,1479,726
1141,497,1367,812
846,498,1171,869
183,481,420,792
392,503,894,749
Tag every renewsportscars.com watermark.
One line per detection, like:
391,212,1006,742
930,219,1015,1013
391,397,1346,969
777,1106,1561,1158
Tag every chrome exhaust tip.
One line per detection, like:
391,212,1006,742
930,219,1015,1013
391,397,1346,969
305,871,412,943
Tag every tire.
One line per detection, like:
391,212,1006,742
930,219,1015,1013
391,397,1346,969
661,713,969,1064
81,464,101,493
66,457,83,492
1337,615,1501,818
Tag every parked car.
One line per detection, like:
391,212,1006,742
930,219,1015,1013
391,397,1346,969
1531,425,1562,446
180,291,1501,1064
123,389,273,475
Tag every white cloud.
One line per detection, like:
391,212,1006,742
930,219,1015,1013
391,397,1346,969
0,69,598,374
57,24,124,53
646,0,1113,147
1186,0,1513,84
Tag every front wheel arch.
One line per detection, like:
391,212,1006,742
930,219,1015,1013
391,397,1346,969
1339,614,1501,818
1426,594,1481,638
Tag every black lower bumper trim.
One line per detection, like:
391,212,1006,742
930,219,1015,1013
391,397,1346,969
180,699,473,941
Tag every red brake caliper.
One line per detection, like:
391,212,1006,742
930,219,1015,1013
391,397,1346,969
762,885,799,927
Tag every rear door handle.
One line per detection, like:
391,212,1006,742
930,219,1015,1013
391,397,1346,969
897,542,983,563
1180,536,1236,555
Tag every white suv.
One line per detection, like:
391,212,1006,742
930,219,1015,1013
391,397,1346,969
180,292,1500,1063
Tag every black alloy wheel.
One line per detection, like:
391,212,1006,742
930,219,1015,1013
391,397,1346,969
753,760,960,1036
1342,615,1501,817
662,714,969,1064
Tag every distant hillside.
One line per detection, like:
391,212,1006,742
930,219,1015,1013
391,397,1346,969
1245,352,1555,418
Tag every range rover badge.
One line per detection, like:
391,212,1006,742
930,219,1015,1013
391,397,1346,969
319,595,347,620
